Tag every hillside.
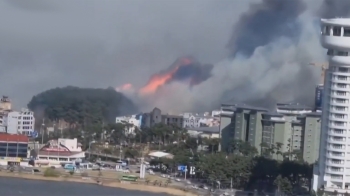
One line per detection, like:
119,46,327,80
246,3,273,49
27,86,138,126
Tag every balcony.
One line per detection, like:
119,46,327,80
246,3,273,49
321,35,350,51
326,161,344,167
331,85,348,91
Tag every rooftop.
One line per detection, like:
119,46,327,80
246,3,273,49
276,102,312,111
321,18,350,27
0,134,28,143
187,126,220,133
221,103,268,112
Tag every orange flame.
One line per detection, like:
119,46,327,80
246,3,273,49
139,57,193,95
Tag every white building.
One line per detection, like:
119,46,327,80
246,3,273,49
313,18,350,194
182,113,214,128
4,109,35,135
115,114,142,134
37,138,84,166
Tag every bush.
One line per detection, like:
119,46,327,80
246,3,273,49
69,171,74,175
81,172,89,177
43,168,60,177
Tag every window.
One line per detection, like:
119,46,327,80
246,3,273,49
344,27,350,37
338,76,348,81
333,26,341,36
338,51,349,56
339,67,349,72
327,49,334,55
336,83,347,89
325,26,331,35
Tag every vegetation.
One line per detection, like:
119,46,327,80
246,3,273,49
43,168,60,177
28,86,137,125
84,122,311,194
27,86,138,144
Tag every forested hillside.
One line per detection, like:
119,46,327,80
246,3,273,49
27,86,138,126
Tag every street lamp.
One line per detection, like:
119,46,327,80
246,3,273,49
88,140,96,159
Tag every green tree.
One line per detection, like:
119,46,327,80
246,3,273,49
274,175,293,196
28,86,138,132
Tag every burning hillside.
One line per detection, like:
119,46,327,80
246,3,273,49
117,57,213,96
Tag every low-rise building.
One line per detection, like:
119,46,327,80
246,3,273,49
0,133,29,166
141,108,183,128
187,126,220,139
161,114,183,127
36,138,84,166
115,114,143,134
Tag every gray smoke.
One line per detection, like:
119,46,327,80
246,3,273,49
144,0,326,113
228,0,307,57
318,0,350,18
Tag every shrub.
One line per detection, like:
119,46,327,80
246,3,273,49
69,171,74,175
81,172,89,177
43,168,59,177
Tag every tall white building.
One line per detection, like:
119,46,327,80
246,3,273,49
4,109,35,135
313,18,350,194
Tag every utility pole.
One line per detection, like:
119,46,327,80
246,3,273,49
230,178,233,191
119,141,122,161
184,166,187,180
41,118,45,144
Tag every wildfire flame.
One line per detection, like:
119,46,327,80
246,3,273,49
139,57,193,95
116,56,213,97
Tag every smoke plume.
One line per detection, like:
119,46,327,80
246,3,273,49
119,0,350,113
318,0,350,18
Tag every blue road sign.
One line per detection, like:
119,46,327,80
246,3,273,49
29,130,38,138
178,165,186,172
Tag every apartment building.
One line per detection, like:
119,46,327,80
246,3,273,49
220,103,267,153
141,107,183,128
219,102,321,163
4,109,35,135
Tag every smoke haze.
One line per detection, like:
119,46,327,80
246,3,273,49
1,0,349,112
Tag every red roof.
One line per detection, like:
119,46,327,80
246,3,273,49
0,134,28,143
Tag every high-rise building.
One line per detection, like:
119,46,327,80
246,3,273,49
312,18,350,193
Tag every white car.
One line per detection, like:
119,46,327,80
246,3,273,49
191,185,199,189
175,178,181,182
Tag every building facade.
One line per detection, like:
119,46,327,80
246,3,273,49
219,103,267,153
219,103,322,163
161,114,183,128
3,109,35,136
0,134,29,165
141,108,183,128
312,18,350,193
182,113,213,128
37,138,84,166
115,114,142,134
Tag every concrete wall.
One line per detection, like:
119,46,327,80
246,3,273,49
303,116,321,164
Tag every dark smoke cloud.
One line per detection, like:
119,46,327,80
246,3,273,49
318,0,350,18
228,0,307,57
170,58,213,86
